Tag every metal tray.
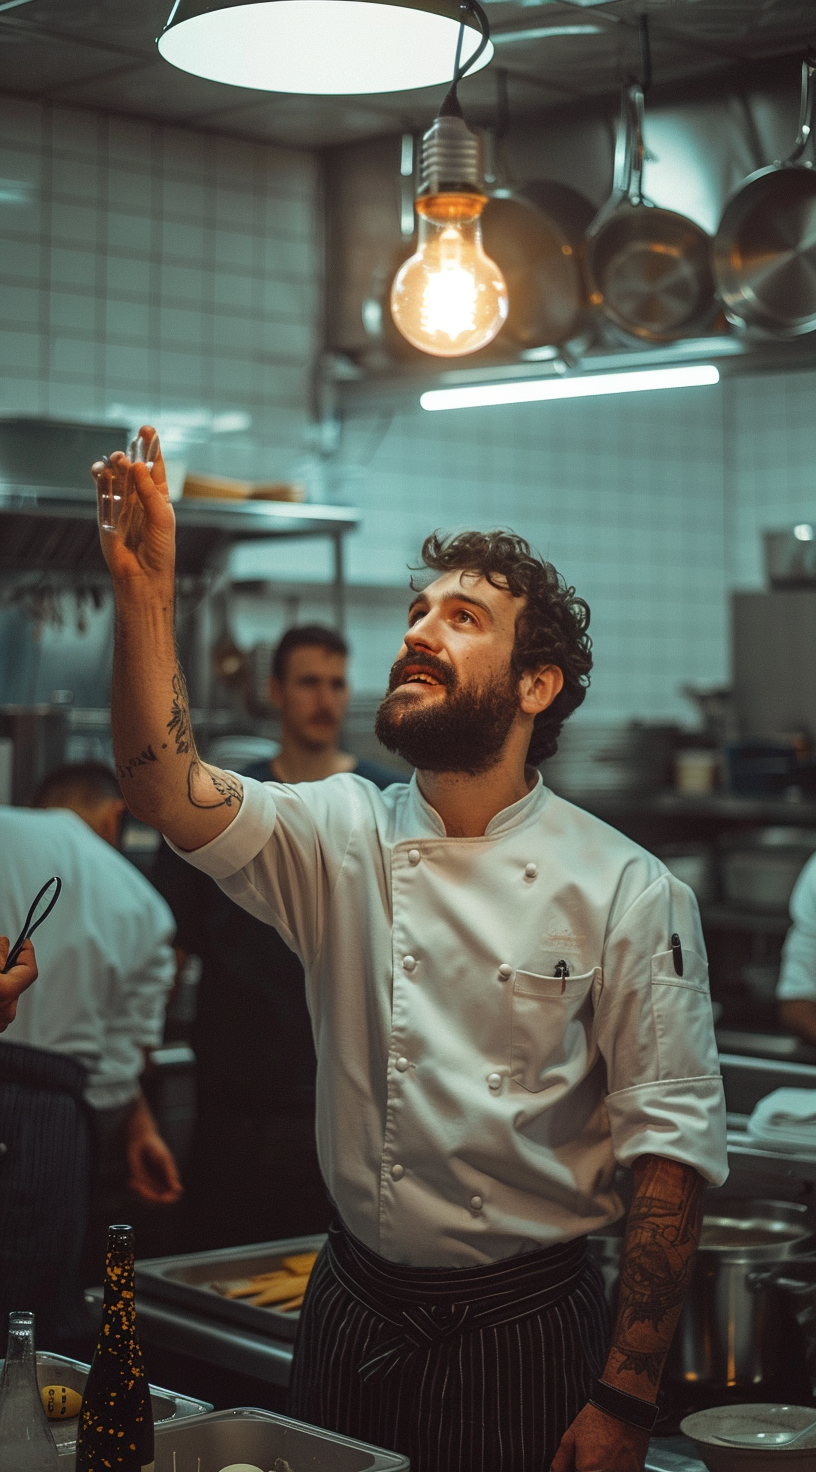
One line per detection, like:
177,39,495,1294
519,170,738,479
0,1351,211,1456
135,1235,326,1344
151,1406,410,1471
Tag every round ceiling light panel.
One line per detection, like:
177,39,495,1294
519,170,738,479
158,0,494,94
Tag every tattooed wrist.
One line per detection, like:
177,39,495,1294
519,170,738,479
607,1158,705,1392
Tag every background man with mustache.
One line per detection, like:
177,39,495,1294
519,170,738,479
98,428,727,1472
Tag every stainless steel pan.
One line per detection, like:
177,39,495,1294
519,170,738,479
714,55,816,337
480,181,592,349
585,84,716,342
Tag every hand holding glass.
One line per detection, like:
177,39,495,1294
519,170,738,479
93,431,159,535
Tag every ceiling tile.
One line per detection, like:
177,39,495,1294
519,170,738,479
1,0,814,146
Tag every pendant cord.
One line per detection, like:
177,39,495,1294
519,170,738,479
439,0,490,116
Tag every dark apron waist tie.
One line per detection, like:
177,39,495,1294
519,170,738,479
0,1040,87,1101
326,1218,589,1383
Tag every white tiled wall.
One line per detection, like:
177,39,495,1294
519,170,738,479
0,95,319,480
332,383,729,716
331,369,816,715
725,370,816,590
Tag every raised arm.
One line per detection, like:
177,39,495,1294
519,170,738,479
97,424,243,850
552,1154,705,1472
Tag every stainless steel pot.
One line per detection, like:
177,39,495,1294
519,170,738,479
585,84,716,343
590,1200,816,1392
714,55,816,338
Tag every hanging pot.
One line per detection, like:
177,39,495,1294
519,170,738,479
479,172,594,349
585,84,717,343
714,55,816,337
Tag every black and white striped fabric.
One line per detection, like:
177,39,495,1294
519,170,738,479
289,1219,611,1472
0,1039,94,1346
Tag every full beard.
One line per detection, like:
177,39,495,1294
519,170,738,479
375,654,519,776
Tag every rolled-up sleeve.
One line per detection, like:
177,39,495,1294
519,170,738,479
165,774,358,966
595,871,728,1185
777,854,816,1002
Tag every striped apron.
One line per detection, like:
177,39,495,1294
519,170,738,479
0,1040,94,1346
289,1219,611,1472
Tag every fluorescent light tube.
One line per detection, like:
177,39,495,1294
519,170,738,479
493,23,602,42
420,364,720,412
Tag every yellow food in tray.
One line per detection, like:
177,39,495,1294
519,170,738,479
212,1251,317,1312
42,1384,83,1419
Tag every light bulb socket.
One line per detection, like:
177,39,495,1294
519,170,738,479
417,113,483,197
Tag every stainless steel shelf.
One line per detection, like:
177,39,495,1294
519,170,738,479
0,486,360,578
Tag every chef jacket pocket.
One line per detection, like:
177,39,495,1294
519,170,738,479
510,968,599,1093
650,949,718,1080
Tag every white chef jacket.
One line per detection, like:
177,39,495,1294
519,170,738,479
170,770,728,1268
1,807,175,1109
777,852,816,1001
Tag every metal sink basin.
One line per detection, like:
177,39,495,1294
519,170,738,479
0,1350,211,1456
152,1406,410,1471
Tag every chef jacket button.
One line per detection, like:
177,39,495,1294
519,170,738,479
487,1072,502,1090
498,963,512,980
395,1056,409,1072
391,1163,405,1180
525,862,538,879
470,1195,483,1211
402,955,416,972
408,848,421,865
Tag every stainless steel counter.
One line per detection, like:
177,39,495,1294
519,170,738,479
88,1287,293,1388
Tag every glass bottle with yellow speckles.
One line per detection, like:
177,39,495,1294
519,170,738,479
75,1225,154,1471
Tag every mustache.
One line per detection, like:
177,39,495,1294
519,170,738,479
387,651,455,694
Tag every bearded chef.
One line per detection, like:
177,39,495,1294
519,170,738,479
97,427,727,1472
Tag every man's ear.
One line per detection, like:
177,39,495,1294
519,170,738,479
519,664,563,717
268,676,283,710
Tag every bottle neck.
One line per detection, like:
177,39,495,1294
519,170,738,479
1,1313,40,1400
101,1226,137,1334
3,1312,36,1369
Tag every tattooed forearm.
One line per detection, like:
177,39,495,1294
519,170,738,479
186,758,243,810
604,1155,705,1396
118,745,158,781
167,670,194,755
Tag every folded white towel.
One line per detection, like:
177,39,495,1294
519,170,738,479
747,1088,816,1152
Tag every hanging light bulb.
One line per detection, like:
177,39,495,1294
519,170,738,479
391,109,508,357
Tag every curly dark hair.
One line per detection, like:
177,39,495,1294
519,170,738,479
416,530,592,765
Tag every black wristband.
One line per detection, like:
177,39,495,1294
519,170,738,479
588,1379,659,1433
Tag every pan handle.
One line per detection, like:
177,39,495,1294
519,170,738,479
785,54,816,167
587,84,636,235
627,84,646,206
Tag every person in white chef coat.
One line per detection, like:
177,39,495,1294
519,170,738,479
0,762,180,1350
96,426,727,1472
776,852,816,1045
